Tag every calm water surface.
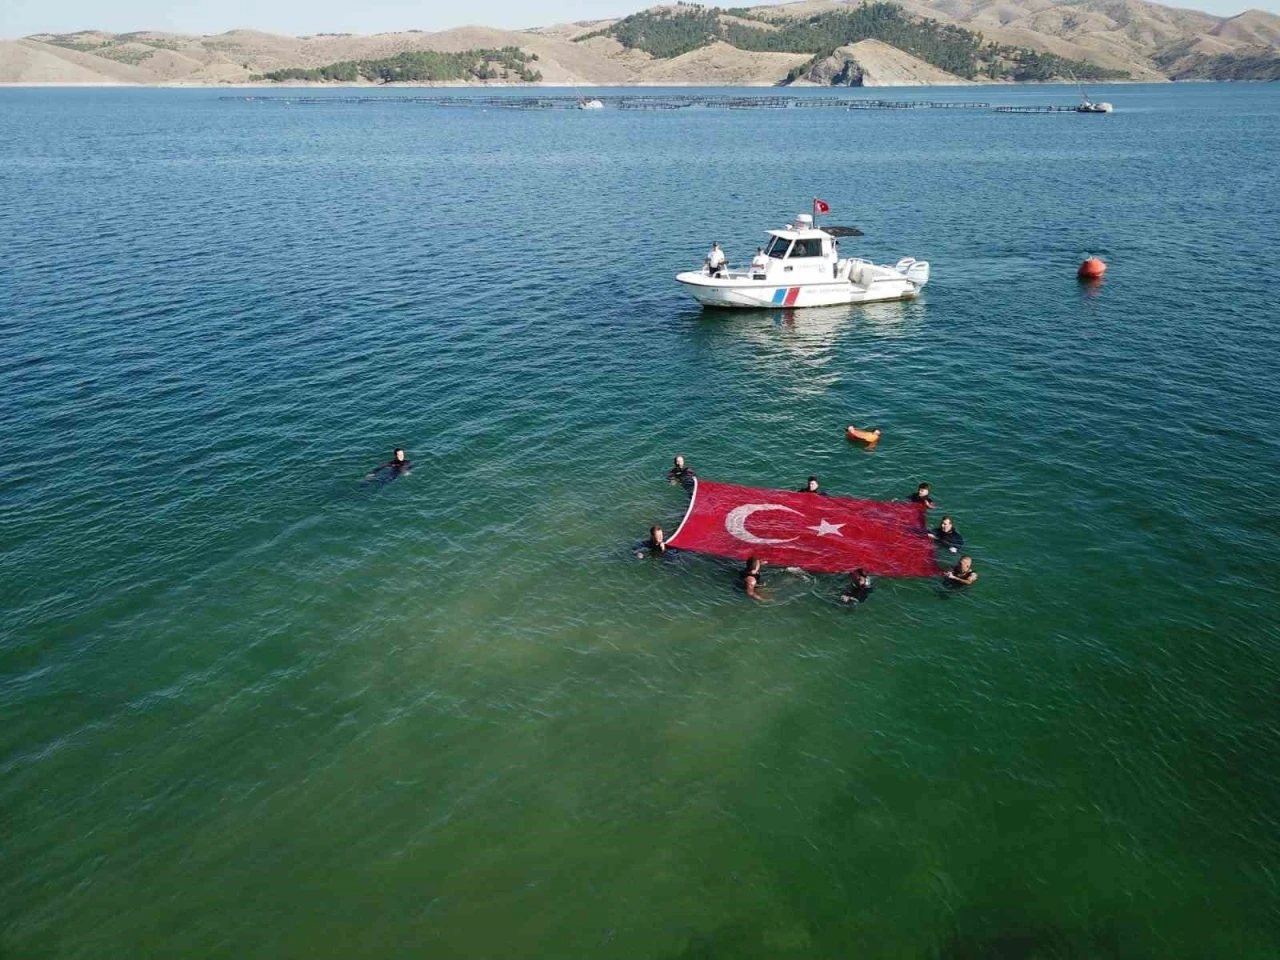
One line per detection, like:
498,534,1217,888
2,83,1278,958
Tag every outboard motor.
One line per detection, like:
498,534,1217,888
895,257,930,287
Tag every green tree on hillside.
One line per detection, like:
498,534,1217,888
577,8,722,59
575,4,1127,82
254,47,542,83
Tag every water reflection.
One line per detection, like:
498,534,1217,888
683,302,916,400
688,298,924,351
1077,276,1106,299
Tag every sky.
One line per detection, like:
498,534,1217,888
1,0,1274,39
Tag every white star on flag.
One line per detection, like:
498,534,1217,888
809,519,845,537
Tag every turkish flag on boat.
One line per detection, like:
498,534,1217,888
813,198,831,216
668,479,942,577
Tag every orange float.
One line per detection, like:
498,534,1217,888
1078,256,1107,279
846,426,881,448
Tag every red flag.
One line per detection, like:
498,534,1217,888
668,479,941,577
813,198,830,216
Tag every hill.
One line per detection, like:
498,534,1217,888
578,4,1132,81
879,0,1280,79
2,1,1278,85
798,38,978,84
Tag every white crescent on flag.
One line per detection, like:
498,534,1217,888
723,503,800,545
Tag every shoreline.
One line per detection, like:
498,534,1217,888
0,78,1185,89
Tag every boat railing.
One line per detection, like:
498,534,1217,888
702,266,773,282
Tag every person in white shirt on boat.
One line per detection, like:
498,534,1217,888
750,247,769,279
705,242,727,277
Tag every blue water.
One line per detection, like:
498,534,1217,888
2,83,1278,958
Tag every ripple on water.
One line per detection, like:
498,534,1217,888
1,85,1278,959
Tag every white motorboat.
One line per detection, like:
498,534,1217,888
1075,81,1113,113
676,213,930,310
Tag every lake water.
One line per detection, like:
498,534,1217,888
2,83,1278,958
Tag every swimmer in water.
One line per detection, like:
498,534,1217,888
909,482,936,509
840,568,873,605
367,448,410,480
944,555,978,586
667,454,696,487
739,556,766,601
929,515,964,553
798,475,824,495
634,525,670,559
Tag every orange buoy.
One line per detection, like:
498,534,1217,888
846,426,881,448
1078,256,1107,279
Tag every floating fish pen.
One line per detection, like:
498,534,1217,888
993,104,1082,113
222,94,994,112
222,95,1092,114
845,99,991,110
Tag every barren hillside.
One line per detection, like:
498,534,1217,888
865,0,1279,78
801,38,978,84
638,41,812,83
3,0,1277,85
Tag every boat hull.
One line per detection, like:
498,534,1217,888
676,273,918,309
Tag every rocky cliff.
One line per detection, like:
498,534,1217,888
801,39,976,86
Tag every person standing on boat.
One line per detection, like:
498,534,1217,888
706,242,727,277
750,247,769,279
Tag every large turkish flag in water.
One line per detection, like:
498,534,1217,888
668,479,942,577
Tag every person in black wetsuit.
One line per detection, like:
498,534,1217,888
909,482,936,509
799,475,824,495
944,555,978,587
929,515,964,553
367,448,411,480
667,454,696,487
634,525,671,559
739,556,766,601
841,568,873,605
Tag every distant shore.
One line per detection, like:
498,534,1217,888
0,78,1178,89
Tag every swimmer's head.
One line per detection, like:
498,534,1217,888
958,555,972,572
650,526,664,543
853,568,869,585
673,454,685,468
807,476,819,492
917,482,930,496
393,448,405,462
940,515,953,531
746,556,761,573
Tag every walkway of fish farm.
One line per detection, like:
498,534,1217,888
994,104,1087,113
222,94,1111,114
222,94,998,111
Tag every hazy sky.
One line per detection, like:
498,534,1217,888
2,0,1273,38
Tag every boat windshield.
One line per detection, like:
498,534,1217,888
765,236,791,259
789,238,824,258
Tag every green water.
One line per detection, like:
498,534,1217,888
1,84,1278,957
